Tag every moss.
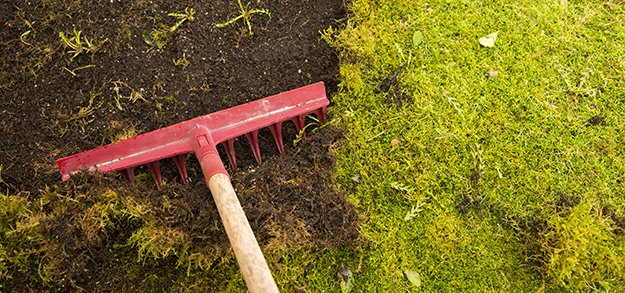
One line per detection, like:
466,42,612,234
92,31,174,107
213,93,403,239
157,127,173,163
327,0,625,291
0,193,46,286
541,201,625,289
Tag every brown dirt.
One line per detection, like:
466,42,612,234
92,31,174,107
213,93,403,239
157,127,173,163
1,0,360,291
1,0,345,193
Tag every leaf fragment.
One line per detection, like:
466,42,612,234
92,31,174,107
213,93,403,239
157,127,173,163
404,269,422,287
338,263,354,293
479,32,498,47
413,31,423,46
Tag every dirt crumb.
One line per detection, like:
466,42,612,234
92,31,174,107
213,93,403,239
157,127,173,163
587,115,606,126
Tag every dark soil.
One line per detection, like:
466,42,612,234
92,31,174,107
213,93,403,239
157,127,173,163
602,205,625,235
1,0,359,291
587,115,606,126
374,62,412,109
1,0,345,193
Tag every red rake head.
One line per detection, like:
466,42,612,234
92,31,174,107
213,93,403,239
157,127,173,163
56,82,329,188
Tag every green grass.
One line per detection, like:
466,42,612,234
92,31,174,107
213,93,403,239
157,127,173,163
322,0,625,291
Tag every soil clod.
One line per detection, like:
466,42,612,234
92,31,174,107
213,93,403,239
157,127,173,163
587,115,606,126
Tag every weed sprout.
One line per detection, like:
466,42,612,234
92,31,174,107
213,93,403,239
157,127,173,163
144,8,195,50
59,28,107,61
216,0,271,35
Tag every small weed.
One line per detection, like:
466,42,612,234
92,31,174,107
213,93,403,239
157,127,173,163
113,94,123,110
144,8,195,50
144,27,172,50
129,91,148,103
174,53,190,69
18,17,37,46
59,28,107,61
62,64,95,76
216,0,271,35
69,93,101,122
112,81,149,110
293,115,322,147
169,8,195,31
20,30,33,46
404,202,425,221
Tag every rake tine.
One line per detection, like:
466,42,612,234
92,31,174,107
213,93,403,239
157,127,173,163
120,166,136,184
147,161,162,189
291,114,307,141
268,122,284,154
245,130,262,165
172,154,189,184
314,107,327,124
221,139,237,172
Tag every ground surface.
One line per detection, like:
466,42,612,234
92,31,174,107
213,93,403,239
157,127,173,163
326,0,625,291
1,0,360,291
1,0,344,193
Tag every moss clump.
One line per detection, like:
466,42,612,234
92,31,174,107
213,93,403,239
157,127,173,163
0,193,45,286
37,176,132,289
122,184,230,274
541,201,625,289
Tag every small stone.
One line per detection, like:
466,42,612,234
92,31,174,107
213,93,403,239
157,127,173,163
488,68,499,78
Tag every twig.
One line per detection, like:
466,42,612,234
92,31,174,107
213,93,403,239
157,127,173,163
368,131,385,141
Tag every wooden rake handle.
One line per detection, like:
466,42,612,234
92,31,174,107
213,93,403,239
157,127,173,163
192,126,280,293
207,173,279,292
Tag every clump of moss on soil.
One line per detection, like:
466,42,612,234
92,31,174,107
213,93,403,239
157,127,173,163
1,125,361,291
231,125,361,252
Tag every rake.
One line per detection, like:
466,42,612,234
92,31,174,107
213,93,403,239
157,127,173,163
56,82,329,293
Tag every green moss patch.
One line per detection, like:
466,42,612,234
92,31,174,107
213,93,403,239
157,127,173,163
325,0,625,291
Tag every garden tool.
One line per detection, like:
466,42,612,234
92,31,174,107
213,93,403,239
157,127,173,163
56,82,329,293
